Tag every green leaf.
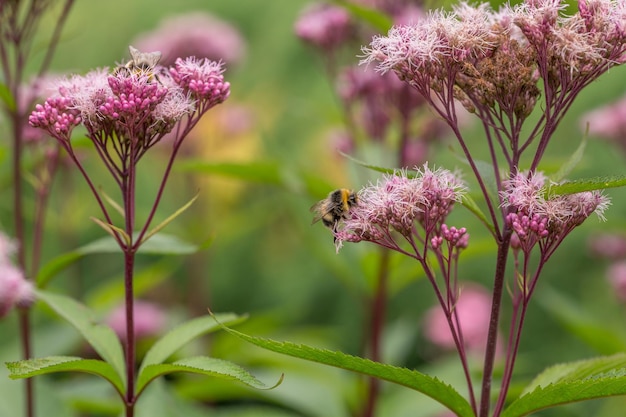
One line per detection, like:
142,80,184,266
460,194,495,235
335,0,393,33
218,324,475,417
502,353,626,417
36,233,200,287
552,135,586,183
136,356,280,396
537,289,626,355
35,290,126,388
179,160,284,185
547,175,626,196
338,151,397,175
6,356,124,396
139,313,246,373
140,193,199,245
90,217,130,246
0,82,16,112
177,160,336,197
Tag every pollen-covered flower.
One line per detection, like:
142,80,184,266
501,171,610,254
334,165,465,251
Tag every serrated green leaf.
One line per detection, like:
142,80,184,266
503,353,626,417
136,356,280,396
335,0,393,33
139,313,246,373
6,356,124,396
35,290,126,388
0,82,16,112
547,175,626,196
36,233,199,287
218,323,475,417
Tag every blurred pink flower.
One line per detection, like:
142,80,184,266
607,261,626,303
588,233,626,260
424,284,495,354
580,94,626,153
106,301,166,341
0,233,34,318
133,12,246,66
294,3,353,50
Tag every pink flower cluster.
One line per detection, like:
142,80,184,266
362,0,626,125
501,172,610,255
29,53,230,157
0,233,34,318
334,165,465,251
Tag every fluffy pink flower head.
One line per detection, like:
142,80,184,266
133,12,246,66
169,57,230,106
501,171,610,254
334,165,465,251
106,300,166,341
424,284,497,354
29,49,230,160
362,0,626,128
294,3,354,50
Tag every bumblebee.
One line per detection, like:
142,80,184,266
114,45,162,81
311,189,358,236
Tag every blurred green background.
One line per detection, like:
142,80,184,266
2,1,626,416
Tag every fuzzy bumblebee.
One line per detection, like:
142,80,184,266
310,189,358,238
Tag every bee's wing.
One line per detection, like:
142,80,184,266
310,200,331,224
128,45,162,67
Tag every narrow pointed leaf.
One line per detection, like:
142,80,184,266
552,135,586,183
36,233,200,287
218,323,475,417
460,194,495,235
139,313,246,373
136,356,280,396
140,193,200,245
335,0,392,32
6,356,124,396
547,175,626,196
0,82,16,111
338,151,397,175
36,290,126,387
90,217,129,246
100,188,125,217
502,353,626,417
